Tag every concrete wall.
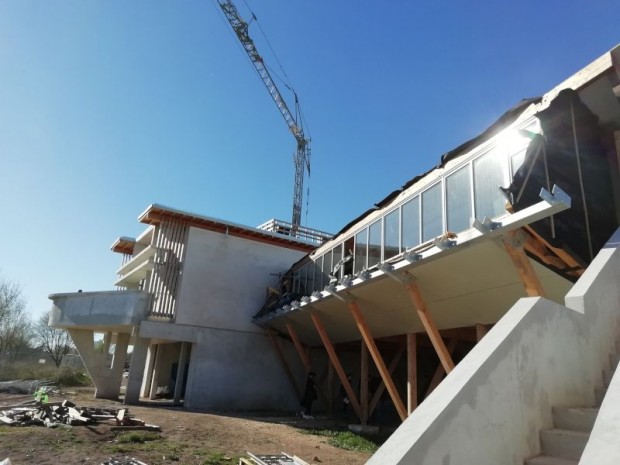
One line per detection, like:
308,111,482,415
175,227,306,332
151,342,181,395
183,326,303,411
49,290,150,330
580,363,620,464
367,228,620,465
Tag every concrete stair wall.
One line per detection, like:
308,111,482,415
525,341,620,465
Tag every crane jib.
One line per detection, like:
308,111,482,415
217,0,311,230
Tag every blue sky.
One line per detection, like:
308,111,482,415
0,0,617,319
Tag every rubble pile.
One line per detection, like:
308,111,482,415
101,458,149,465
0,400,159,430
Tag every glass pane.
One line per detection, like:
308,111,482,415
368,220,382,268
298,266,307,295
446,166,472,233
332,245,342,280
511,150,526,176
402,197,420,249
306,261,316,293
293,271,299,293
474,151,506,221
422,183,443,242
354,229,368,274
384,209,400,259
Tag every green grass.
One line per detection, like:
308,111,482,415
0,363,92,387
303,429,379,453
116,431,162,444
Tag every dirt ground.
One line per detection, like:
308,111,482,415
0,388,376,465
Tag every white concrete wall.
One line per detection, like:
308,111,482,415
175,227,305,332
183,327,303,411
367,228,620,465
49,290,150,330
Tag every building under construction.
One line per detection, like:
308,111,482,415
50,45,620,464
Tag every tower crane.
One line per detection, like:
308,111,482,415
216,0,310,232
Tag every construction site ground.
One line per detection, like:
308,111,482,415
0,388,375,465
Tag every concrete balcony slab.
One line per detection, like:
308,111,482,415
48,290,151,332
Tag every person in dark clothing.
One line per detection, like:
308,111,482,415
301,372,318,418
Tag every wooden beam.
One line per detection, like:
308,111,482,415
524,225,584,275
268,332,302,399
369,345,404,418
360,342,369,425
503,231,547,297
348,301,407,422
424,339,458,398
406,282,455,374
286,322,312,373
475,323,488,342
407,333,417,415
310,313,362,420
327,359,334,415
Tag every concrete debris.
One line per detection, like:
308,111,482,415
0,400,159,430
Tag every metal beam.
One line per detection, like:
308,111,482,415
406,281,455,374
348,301,407,421
310,313,362,420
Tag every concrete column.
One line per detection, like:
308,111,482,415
173,342,189,405
148,344,160,399
68,329,125,400
125,336,150,404
141,344,156,397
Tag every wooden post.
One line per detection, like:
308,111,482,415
360,341,369,425
475,323,488,342
348,301,407,422
406,282,455,374
310,313,362,420
369,345,404,418
407,333,417,415
327,359,334,415
424,339,458,398
503,231,547,297
268,332,302,399
286,322,312,373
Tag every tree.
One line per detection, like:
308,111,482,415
33,310,74,368
0,276,30,363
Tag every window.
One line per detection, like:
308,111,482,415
510,150,526,176
422,183,443,242
354,229,368,274
446,165,472,232
402,197,420,250
332,245,343,280
384,209,400,259
474,151,506,221
368,220,382,268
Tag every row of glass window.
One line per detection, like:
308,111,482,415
291,129,533,296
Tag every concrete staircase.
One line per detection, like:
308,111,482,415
525,347,620,465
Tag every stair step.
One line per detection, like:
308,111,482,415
525,456,578,465
594,387,607,406
540,429,589,460
552,406,598,432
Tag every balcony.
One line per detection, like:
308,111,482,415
48,290,151,332
115,245,157,288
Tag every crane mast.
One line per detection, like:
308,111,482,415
217,0,310,231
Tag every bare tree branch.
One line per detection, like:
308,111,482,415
33,311,74,368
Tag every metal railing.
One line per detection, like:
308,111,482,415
256,219,332,245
